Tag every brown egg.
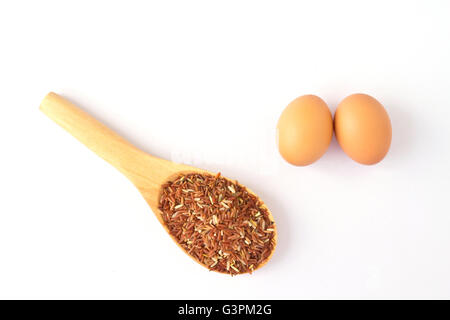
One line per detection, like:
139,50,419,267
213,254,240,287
334,94,392,165
277,95,333,166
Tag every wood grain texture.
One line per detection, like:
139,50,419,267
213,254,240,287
40,92,276,273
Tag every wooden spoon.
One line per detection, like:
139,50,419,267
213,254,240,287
40,92,277,274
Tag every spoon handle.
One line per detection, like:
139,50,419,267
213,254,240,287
40,92,156,182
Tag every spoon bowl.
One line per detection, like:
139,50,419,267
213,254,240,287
40,92,277,274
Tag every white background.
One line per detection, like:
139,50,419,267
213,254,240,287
1,0,449,299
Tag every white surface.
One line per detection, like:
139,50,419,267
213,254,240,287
1,0,449,299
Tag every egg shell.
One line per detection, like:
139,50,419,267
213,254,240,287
277,95,333,166
334,93,392,165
